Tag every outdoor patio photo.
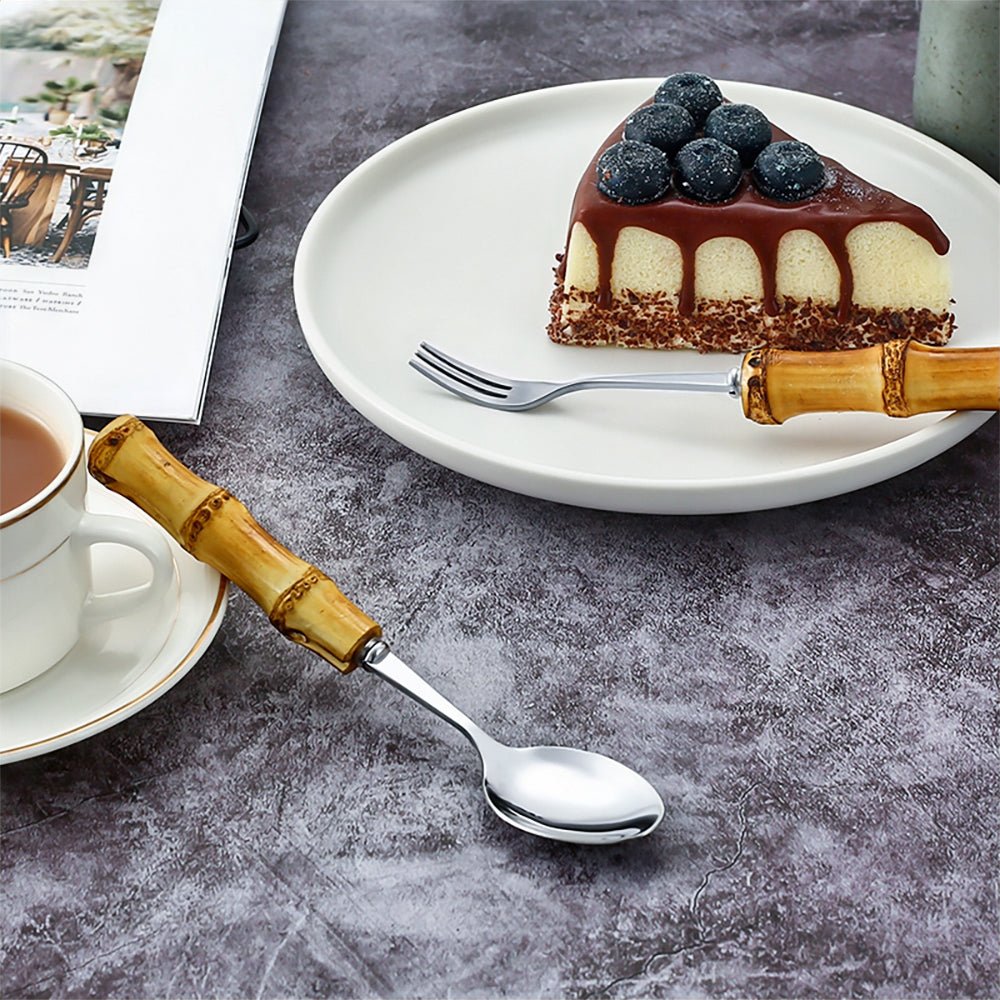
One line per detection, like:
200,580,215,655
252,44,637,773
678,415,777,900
0,0,160,269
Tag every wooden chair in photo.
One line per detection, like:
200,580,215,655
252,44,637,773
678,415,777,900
51,167,113,263
0,141,48,258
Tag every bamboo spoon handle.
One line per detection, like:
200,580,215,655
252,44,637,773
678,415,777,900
88,415,381,673
739,339,1000,425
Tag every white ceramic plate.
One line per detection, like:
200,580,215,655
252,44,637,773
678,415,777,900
0,437,228,764
294,79,998,515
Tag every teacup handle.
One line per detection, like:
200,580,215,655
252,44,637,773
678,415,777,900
73,512,175,623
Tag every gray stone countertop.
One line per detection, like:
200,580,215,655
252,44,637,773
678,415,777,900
3,2,997,997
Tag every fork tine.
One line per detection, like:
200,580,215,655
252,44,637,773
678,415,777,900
418,342,513,391
408,358,507,405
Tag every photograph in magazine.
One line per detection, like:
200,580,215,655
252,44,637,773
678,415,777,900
0,0,160,270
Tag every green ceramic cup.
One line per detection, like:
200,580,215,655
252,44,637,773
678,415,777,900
913,0,999,179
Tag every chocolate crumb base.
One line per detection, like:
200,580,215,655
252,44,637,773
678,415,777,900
547,283,955,353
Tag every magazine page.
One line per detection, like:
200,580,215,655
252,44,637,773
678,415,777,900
0,0,286,422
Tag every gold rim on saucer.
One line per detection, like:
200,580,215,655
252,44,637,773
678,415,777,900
0,430,229,762
1,578,227,759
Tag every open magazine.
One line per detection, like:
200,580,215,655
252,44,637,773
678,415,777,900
0,0,286,422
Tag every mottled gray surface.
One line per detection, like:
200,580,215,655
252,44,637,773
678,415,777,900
2,2,998,998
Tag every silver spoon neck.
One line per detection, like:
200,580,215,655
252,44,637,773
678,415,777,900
357,639,498,754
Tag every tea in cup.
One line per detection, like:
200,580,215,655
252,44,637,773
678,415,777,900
0,359,175,692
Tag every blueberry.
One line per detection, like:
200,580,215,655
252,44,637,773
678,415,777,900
674,138,742,203
752,140,828,201
623,103,696,156
703,103,772,166
654,72,723,126
595,140,671,205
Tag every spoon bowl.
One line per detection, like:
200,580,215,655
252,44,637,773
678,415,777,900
482,745,665,844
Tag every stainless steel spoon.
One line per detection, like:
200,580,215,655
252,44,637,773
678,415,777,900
360,639,664,844
87,415,664,846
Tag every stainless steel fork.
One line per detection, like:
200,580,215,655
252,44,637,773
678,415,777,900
409,342,741,412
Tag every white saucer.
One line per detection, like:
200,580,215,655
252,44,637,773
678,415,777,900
0,434,228,764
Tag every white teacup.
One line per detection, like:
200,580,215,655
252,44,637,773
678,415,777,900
0,359,175,693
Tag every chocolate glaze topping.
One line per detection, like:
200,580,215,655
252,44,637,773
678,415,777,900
560,104,950,323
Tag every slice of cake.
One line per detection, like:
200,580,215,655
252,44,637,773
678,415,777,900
548,73,954,353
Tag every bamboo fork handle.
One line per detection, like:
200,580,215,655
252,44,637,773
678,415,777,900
88,415,381,673
740,339,1000,425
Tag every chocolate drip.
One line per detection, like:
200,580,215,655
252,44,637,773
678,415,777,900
565,110,949,319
